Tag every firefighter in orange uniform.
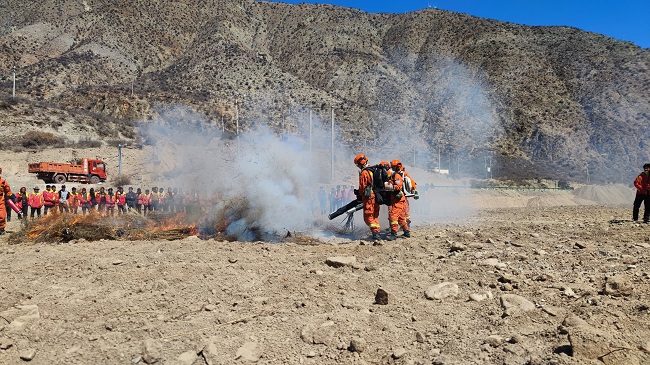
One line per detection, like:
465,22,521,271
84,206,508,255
386,160,410,241
354,154,381,240
0,167,15,234
394,161,418,225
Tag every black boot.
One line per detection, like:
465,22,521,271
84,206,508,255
402,230,410,238
386,230,397,241
372,232,381,241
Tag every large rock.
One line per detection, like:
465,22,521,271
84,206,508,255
235,342,261,362
325,256,357,268
424,282,460,300
563,315,649,364
603,275,633,297
499,294,535,317
0,304,40,332
300,321,336,346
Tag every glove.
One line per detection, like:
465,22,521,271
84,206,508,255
384,182,393,190
413,190,419,200
8,194,16,203
364,186,372,197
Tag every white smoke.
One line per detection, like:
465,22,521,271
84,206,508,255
138,104,353,241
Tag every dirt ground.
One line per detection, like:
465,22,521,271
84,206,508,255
1,192,649,364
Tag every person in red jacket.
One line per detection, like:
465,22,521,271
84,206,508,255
16,186,29,219
79,187,92,215
633,163,650,223
68,187,80,214
42,185,54,215
105,188,116,217
355,154,381,240
115,187,127,214
28,186,44,219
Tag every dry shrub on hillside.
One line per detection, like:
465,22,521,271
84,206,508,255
68,138,103,148
112,174,132,187
21,131,65,149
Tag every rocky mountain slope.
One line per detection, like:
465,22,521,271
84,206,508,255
0,0,648,182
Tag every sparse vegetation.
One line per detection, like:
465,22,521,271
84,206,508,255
112,174,132,187
20,131,66,149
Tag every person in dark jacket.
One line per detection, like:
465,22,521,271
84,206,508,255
633,163,650,223
125,187,137,212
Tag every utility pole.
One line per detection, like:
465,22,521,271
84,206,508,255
309,109,313,162
12,65,16,98
235,100,240,153
118,144,126,175
413,144,416,166
331,106,334,184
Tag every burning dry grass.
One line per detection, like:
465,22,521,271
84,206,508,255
9,211,198,244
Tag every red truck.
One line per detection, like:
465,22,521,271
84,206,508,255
28,158,107,184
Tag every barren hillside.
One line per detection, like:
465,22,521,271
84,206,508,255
0,0,649,182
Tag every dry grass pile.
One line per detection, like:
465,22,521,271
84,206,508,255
9,211,198,244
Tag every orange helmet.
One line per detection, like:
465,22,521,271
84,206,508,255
391,159,402,168
354,154,368,165
379,161,390,169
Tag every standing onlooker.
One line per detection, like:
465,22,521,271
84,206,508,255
89,188,97,211
80,187,92,215
69,187,80,214
633,163,650,223
126,187,137,212
143,189,151,215
28,186,44,220
58,185,70,213
329,188,336,213
318,187,327,215
106,188,116,216
136,188,145,214
16,186,29,219
116,187,127,214
334,185,343,210
43,185,55,215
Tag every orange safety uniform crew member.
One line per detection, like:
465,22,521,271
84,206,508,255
28,186,44,219
354,154,381,240
386,160,410,241
0,167,15,234
394,161,418,225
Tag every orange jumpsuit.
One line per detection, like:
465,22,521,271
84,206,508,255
0,177,14,230
359,168,380,233
388,172,409,233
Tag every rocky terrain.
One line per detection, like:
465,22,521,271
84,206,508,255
1,202,649,365
1,0,649,182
